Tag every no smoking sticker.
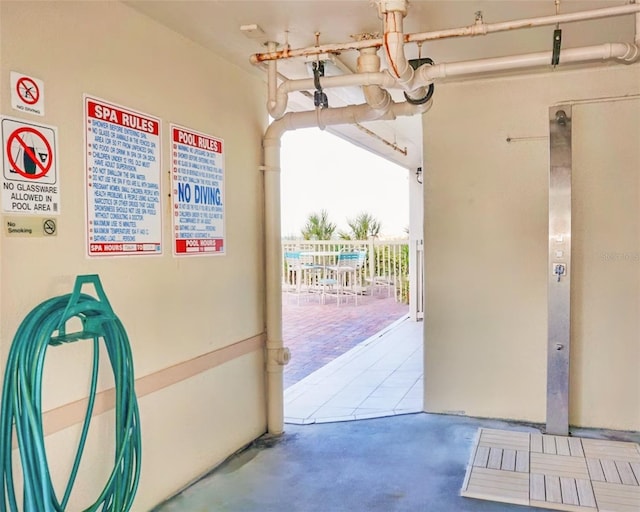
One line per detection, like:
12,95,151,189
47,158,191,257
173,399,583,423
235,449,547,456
1,117,60,215
4,216,58,237
11,72,45,116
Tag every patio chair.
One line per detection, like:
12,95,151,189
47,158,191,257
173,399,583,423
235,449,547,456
284,252,307,303
368,274,396,297
284,251,323,303
326,250,367,306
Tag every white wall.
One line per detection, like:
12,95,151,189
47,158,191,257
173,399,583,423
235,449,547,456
423,64,640,431
0,1,268,509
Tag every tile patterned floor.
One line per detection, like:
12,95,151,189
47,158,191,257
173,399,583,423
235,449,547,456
461,428,640,512
283,291,410,387
284,316,423,424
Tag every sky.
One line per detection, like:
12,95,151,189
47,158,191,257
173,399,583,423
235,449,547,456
280,128,409,239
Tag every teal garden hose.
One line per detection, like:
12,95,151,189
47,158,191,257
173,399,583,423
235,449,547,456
0,275,141,511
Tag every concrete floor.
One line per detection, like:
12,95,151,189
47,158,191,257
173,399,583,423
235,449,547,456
152,413,640,511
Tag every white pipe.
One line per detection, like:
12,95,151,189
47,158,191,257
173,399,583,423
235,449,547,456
379,0,428,102
409,3,640,42
263,104,392,434
263,103,382,434
419,43,639,82
382,9,408,80
390,99,433,118
281,72,395,92
264,2,640,118
263,134,287,435
251,3,640,64
262,98,430,434
269,41,638,119
358,47,392,112
269,86,287,119
267,42,278,113
268,71,395,119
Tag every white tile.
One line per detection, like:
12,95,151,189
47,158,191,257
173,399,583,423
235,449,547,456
311,378,352,393
353,407,389,415
351,370,394,388
285,417,316,425
284,402,321,419
369,360,404,371
397,358,423,372
323,393,367,408
369,386,409,400
314,416,356,424
282,417,308,425
285,318,424,425
359,396,401,410
283,384,313,400
355,410,396,420
403,382,424,399
286,390,332,407
312,406,356,420
382,374,421,387
395,397,423,411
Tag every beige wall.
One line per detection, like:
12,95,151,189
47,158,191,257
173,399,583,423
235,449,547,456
571,99,640,430
1,1,268,509
423,64,640,431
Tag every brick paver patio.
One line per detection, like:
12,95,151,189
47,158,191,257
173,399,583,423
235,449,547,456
282,292,410,388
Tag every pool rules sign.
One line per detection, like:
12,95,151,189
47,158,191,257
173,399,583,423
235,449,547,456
1,116,60,214
171,124,225,255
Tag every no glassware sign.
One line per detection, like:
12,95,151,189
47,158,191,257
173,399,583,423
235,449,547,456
1,116,59,214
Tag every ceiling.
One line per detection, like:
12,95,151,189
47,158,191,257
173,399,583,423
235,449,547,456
125,1,636,170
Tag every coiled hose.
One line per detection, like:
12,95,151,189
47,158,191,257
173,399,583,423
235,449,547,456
0,275,141,512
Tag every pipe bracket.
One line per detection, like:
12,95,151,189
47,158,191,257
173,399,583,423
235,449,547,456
404,57,435,104
404,84,434,105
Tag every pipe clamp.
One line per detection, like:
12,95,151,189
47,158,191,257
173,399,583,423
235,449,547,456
267,346,291,369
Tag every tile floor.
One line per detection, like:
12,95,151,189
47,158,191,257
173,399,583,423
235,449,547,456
284,315,423,424
283,291,410,387
461,428,640,512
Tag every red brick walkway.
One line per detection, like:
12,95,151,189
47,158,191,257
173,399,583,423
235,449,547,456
282,293,410,388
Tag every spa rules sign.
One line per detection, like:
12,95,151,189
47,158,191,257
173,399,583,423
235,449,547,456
85,96,162,257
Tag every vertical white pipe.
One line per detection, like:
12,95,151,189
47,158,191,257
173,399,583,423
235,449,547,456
358,47,392,111
383,9,410,81
379,0,428,101
636,11,640,44
267,41,278,113
264,135,287,435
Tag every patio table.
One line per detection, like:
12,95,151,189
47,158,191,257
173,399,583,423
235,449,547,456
299,251,339,301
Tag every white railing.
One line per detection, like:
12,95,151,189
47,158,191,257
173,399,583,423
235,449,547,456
282,238,410,302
